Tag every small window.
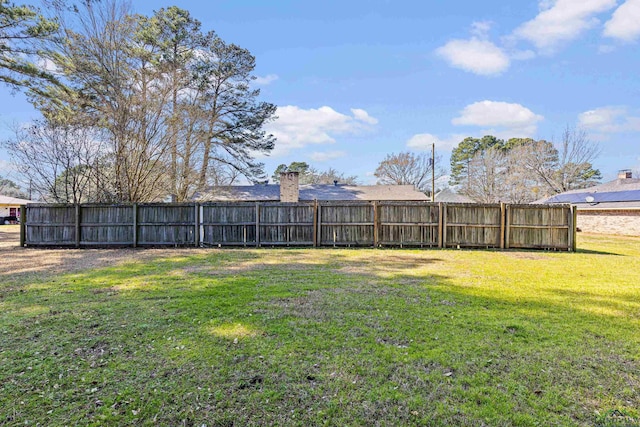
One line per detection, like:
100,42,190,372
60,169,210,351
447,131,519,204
9,208,17,217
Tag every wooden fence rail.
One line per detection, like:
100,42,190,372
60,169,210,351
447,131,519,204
20,201,577,251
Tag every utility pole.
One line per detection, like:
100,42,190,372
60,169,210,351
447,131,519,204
431,143,435,202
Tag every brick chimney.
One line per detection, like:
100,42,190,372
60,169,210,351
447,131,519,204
618,169,633,180
280,171,299,202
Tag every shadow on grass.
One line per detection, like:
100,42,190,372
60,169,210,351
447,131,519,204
1,248,638,426
575,248,625,256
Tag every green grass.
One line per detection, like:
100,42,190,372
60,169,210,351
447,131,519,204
1,234,639,426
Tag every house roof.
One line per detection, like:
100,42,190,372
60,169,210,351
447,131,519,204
540,177,640,209
0,195,33,206
433,188,475,203
195,184,430,202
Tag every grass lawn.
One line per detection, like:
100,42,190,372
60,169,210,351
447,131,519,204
1,233,639,426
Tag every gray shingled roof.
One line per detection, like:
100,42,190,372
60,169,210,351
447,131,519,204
0,195,33,205
195,184,429,202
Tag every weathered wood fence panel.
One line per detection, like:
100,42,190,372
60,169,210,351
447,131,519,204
319,202,375,246
259,202,315,246
507,204,571,250
26,205,77,246
137,204,195,246
444,204,502,248
81,204,133,246
378,202,439,247
201,203,257,246
23,202,576,251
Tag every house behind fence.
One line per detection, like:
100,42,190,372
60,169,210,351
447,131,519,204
540,169,640,236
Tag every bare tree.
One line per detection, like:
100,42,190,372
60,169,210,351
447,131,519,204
306,167,359,185
374,151,443,194
552,126,601,192
3,121,107,203
465,147,508,203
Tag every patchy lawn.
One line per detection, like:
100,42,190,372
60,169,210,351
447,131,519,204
0,233,639,426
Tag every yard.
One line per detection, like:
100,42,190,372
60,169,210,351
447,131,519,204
0,226,638,426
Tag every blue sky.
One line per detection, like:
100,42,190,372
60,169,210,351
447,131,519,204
2,0,640,184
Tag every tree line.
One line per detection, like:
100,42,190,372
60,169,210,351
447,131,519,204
449,130,601,203
1,0,276,203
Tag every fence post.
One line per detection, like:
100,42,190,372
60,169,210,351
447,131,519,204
500,202,506,249
317,202,323,247
572,205,578,252
19,205,26,247
441,203,447,248
373,201,378,248
132,203,138,248
75,204,81,248
567,205,573,252
504,204,511,249
194,203,199,247
255,202,260,247
437,203,443,248
199,205,204,247
313,200,318,248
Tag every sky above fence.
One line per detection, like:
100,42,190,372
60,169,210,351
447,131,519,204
1,0,639,184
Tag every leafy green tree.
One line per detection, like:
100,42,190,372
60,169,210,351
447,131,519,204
137,6,203,198
188,32,276,192
0,0,59,94
272,162,311,183
449,135,504,187
272,162,358,185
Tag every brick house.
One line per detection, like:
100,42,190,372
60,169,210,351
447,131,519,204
540,170,640,236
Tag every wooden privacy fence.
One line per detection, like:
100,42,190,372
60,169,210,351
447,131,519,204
20,201,577,251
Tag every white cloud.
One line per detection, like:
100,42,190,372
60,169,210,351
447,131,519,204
309,151,347,162
513,0,617,51
264,106,377,157
436,38,510,76
603,0,640,42
453,100,543,127
253,74,279,85
578,106,640,132
350,108,378,125
452,100,543,137
406,133,466,152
